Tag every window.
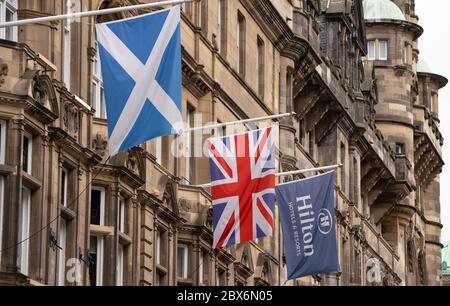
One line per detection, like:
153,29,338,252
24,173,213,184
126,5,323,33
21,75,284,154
0,120,6,164
367,40,388,61
396,143,405,155
18,187,31,275
216,120,226,137
308,130,315,157
198,0,208,35
299,119,305,146
0,0,18,41
0,176,4,263
89,236,104,286
63,0,72,89
118,197,125,233
90,187,105,225
237,11,246,77
116,244,124,286
155,230,161,265
92,42,107,119
340,143,346,192
431,93,439,114
57,219,67,286
367,41,375,60
0,121,6,261
257,36,265,99
22,132,32,174
177,244,189,279
379,40,388,60
217,0,227,56
60,168,68,207
199,251,204,285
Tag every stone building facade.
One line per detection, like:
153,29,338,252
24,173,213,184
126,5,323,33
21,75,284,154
0,0,446,286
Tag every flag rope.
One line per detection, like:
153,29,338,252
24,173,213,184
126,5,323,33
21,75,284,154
0,0,194,28
191,164,343,189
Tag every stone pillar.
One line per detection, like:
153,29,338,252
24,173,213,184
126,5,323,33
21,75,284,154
2,117,24,272
278,59,297,172
423,176,442,285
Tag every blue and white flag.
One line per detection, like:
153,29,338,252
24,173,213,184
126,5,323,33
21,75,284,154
276,172,340,280
96,6,182,156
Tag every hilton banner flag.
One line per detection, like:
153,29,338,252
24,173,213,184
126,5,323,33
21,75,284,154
276,172,340,280
96,6,182,156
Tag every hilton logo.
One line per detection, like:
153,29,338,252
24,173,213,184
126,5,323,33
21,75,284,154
318,209,333,235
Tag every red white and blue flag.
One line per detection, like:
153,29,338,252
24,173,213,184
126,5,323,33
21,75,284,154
208,127,276,249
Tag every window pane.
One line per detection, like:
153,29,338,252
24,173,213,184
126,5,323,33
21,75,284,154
89,236,98,286
177,246,187,278
61,169,67,206
367,41,375,60
5,8,16,41
379,40,388,60
22,135,30,173
90,189,101,225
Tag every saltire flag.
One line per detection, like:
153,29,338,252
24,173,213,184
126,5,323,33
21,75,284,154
208,127,276,249
96,6,182,156
276,172,340,280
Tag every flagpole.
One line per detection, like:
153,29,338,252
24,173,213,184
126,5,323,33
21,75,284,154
181,112,296,134
191,164,343,189
0,0,194,28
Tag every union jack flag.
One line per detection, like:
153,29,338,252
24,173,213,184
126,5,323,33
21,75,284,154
208,127,276,249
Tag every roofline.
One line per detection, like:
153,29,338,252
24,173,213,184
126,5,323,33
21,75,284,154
417,71,449,89
365,19,424,40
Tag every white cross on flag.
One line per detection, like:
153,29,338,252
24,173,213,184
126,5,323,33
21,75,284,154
96,6,182,156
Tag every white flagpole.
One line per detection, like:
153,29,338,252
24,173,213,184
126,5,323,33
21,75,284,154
0,0,193,28
181,112,295,134
191,164,343,189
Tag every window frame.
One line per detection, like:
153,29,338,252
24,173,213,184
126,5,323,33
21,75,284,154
22,131,33,175
237,11,246,77
57,218,67,286
116,244,124,286
89,235,104,286
177,244,189,279
0,0,18,41
155,230,161,265
0,120,6,164
257,35,265,99
378,40,388,61
90,187,105,226
118,196,125,233
19,187,31,275
367,40,376,60
92,41,107,119
60,168,68,207
63,0,72,89
0,176,4,265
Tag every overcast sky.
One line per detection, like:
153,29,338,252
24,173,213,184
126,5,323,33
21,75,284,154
415,0,450,243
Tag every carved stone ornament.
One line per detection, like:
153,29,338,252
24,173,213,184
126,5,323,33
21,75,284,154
0,62,8,88
92,132,108,157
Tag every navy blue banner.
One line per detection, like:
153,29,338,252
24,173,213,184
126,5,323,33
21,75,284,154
276,172,340,280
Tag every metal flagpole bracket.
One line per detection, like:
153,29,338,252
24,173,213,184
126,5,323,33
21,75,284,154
191,164,342,189
0,0,194,28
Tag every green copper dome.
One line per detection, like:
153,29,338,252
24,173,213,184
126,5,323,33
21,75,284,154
417,58,433,74
443,242,450,276
363,0,406,21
